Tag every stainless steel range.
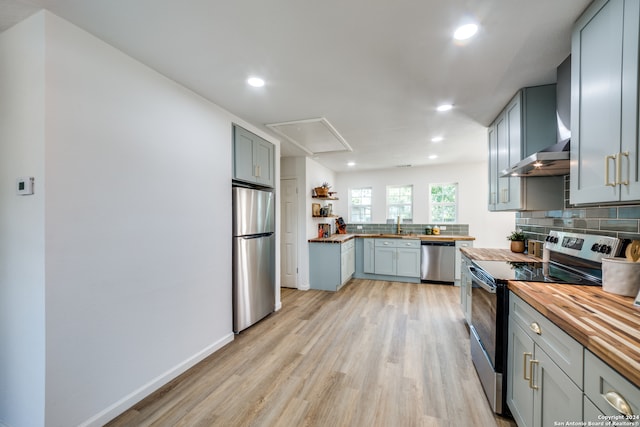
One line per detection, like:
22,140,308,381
468,231,622,416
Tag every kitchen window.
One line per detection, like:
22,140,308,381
349,187,372,223
429,182,457,223
386,185,413,221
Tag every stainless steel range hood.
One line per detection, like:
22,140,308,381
502,56,572,178
499,140,570,177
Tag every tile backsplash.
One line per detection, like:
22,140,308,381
345,223,470,236
516,176,640,243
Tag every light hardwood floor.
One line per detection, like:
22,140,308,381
107,280,516,427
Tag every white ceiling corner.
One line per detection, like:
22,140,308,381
266,118,352,156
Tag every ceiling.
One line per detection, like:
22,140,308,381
1,0,592,172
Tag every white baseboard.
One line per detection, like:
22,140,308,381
79,332,235,427
298,283,310,291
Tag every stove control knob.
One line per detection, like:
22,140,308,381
591,243,601,252
598,245,610,254
552,236,559,244
545,235,552,242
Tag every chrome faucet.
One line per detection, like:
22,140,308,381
396,215,402,234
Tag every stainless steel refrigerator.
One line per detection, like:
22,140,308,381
232,186,275,333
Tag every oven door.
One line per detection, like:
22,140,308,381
468,264,506,415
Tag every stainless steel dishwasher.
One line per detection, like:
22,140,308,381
420,241,455,283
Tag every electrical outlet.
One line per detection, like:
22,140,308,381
440,226,447,230
356,225,363,230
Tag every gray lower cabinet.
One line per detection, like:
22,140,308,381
459,253,472,324
362,238,375,274
340,239,355,285
508,291,640,426
454,240,473,286
309,240,354,291
507,292,583,427
583,350,640,420
374,238,420,277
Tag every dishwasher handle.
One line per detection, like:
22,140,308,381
421,241,455,246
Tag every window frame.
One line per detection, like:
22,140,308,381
429,182,458,223
348,187,373,223
386,184,413,221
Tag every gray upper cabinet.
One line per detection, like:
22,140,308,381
571,0,640,204
488,125,498,210
488,85,564,211
233,125,275,188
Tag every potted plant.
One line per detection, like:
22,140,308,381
314,182,331,197
507,230,526,253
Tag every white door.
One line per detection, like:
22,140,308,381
280,178,298,288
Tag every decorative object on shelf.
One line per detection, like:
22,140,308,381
507,230,526,253
318,223,331,238
335,217,347,234
314,182,331,197
312,203,321,217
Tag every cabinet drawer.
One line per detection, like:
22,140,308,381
396,239,420,248
375,238,399,247
341,239,354,252
584,350,639,417
509,293,583,388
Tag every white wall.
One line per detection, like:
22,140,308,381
0,13,46,427
1,11,281,427
334,162,515,248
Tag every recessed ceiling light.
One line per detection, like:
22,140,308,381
428,154,438,160
436,104,453,112
247,77,265,87
347,161,355,167
454,23,478,41
431,136,444,143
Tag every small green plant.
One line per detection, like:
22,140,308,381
321,182,331,189
507,230,526,241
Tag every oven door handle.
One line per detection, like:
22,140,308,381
468,266,497,294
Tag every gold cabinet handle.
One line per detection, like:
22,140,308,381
529,322,542,335
619,151,630,185
529,359,539,390
605,154,617,187
523,352,533,381
603,391,634,416
500,188,509,203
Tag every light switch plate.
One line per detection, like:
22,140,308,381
16,177,34,195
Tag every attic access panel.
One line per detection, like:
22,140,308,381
266,117,352,155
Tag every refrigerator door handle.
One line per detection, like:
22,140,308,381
241,233,274,239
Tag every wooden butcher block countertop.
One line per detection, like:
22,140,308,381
460,247,541,262
509,280,640,388
308,234,476,243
